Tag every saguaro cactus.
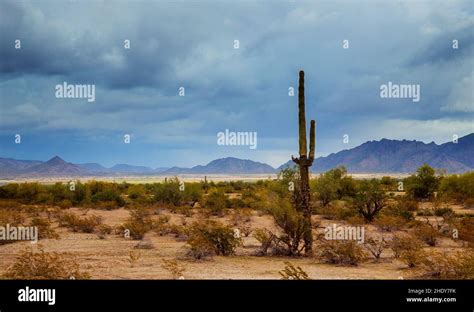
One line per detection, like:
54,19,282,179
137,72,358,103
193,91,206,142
292,70,316,254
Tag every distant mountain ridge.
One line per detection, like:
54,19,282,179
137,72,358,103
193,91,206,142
0,133,472,177
165,157,275,174
279,133,474,173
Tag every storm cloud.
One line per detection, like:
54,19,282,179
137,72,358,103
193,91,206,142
0,0,472,167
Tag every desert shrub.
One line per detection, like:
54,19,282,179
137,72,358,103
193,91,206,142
346,215,366,225
238,224,252,237
381,176,398,190
364,237,388,260
374,215,407,232
59,213,102,233
58,199,73,209
417,249,474,279
449,218,474,245
279,262,310,280
412,224,439,246
4,246,89,279
230,208,252,225
268,196,307,256
316,240,366,266
316,202,356,221
186,220,241,259
416,209,434,216
120,207,153,240
390,234,424,267
127,184,147,201
90,183,125,208
172,205,193,217
438,172,474,203
0,209,24,225
253,228,277,256
17,183,46,204
154,178,183,206
384,198,416,221
400,247,426,268
128,250,141,267
390,235,421,258
205,190,228,216
96,224,112,239
0,209,26,245
0,199,21,210
161,259,186,279
434,207,454,217
151,215,170,235
121,221,149,240
182,183,203,203
30,217,59,240
228,198,246,209
93,201,120,210
400,198,419,211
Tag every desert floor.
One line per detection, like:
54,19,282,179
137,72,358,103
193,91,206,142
1,205,470,280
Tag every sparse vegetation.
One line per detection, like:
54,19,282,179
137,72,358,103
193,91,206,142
186,220,241,259
279,261,310,280
0,163,472,279
161,259,186,279
4,246,89,279
317,240,366,266
390,234,425,267
365,237,388,260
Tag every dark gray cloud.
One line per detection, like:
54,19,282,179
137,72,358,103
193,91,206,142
0,0,472,167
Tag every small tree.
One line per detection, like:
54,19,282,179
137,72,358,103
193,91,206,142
352,179,387,222
406,164,439,200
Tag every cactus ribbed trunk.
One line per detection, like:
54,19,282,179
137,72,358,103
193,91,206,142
292,70,316,255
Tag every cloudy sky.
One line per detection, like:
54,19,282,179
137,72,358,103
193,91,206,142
0,0,473,168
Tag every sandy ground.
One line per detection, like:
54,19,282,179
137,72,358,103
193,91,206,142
2,205,466,280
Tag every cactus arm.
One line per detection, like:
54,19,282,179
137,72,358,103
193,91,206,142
309,120,315,161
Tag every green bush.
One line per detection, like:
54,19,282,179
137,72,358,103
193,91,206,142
317,240,366,266
205,190,228,216
120,207,153,240
390,234,424,267
154,178,183,206
186,220,241,259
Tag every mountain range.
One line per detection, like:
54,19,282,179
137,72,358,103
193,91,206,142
1,133,472,177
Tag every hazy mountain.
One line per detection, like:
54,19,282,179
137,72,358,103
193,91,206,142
1,134,472,177
165,157,276,174
77,163,110,172
0,157,43,174
22,156,90,176
278,133,474,173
